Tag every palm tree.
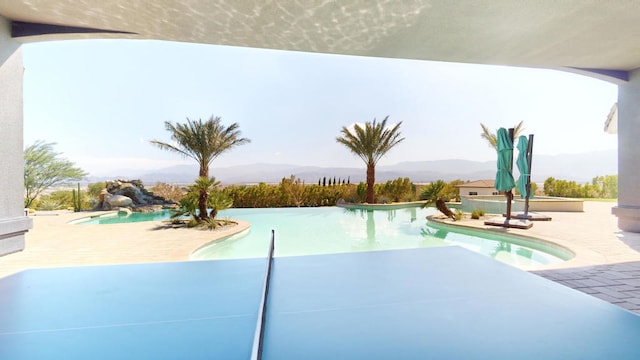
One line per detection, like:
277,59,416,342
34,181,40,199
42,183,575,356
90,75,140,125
336,116,404,204
150,116,250,220
171,177,233,226
480,121,525,149
419,180,456,220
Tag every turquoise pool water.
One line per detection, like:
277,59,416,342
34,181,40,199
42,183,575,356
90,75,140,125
69,210,175,224
70,207,572,268
190,207,572,268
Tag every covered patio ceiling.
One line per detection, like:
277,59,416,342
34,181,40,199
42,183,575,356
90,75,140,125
1,1,639,82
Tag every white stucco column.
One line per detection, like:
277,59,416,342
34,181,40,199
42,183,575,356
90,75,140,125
613,68,640,232
0,16,32,256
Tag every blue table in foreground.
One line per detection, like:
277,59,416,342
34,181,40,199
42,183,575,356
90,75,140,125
2,247,640,359
0,260,265,359
263,248,640,359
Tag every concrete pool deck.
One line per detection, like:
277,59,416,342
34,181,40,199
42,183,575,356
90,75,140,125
0,211,250,278
2,202,640,313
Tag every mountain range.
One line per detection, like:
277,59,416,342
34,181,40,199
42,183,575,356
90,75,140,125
87,149,617,185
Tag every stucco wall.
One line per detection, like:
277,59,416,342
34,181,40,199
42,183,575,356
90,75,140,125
461,196,524,214
0,16,31,256
613,68,640,231
462,195,584,214
458,187,497,196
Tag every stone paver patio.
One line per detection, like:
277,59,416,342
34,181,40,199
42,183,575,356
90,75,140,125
533,262,640,313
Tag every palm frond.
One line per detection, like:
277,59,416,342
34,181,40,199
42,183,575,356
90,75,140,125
480,121,525,149
480,123,497,149
336,116,405,166
513,120,525,138
150,115,250,177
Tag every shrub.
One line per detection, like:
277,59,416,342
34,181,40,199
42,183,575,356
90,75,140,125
454,209,464,221
376,177,415,202
150,182,185,203
543,176,615,198
471,208,486,219
355,182,367,203
376,195,392,204
87,182,106,198
222,181,356,208
34,189,94,211
35,196,66,210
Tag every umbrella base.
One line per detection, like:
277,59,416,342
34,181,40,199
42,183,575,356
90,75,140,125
508,212,552,221
484,216,533,229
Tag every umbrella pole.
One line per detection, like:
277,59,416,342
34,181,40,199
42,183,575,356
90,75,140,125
506,191,513,220
524,134,534,216
506,128,515,220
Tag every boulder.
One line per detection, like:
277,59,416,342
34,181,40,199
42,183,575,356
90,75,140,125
93,179,176,211
117,208,132,216
115,183,145,204
106,194,133,207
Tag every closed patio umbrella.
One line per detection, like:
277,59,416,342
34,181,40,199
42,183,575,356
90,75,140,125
495,128,515,192
495,128,515,219
515,135,531,199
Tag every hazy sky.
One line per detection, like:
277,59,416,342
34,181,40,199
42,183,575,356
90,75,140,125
23,40,618,177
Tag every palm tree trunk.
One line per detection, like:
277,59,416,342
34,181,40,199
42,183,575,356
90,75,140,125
198,190,209,220
199,164,208,178
198,165,209,220
435,199,455,220
366,163,375,204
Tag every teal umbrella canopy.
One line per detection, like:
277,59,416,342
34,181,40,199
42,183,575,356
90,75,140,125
515,135,532,199
494,128,515,192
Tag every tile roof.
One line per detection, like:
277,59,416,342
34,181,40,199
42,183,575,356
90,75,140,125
457,180,495,188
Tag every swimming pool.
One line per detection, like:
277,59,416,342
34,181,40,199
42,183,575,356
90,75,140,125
189,207,572,269
69,210,175,224
70,207,572,268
